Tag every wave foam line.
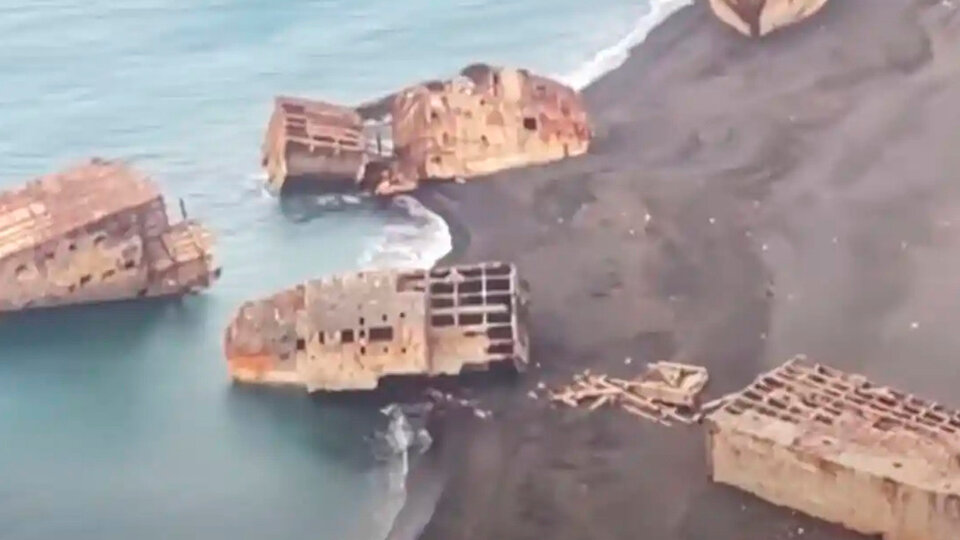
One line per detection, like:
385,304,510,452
558,0,694,91
359,0,692,272
358,195,453,271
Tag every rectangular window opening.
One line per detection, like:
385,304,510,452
487,343,513,355
431,297,454,309
488,326,513,340
431,314,455,327
487,278,511,292
487,294,511,305
460,281,482,293
369,327,394,342
430,283,454,294
459,313,483,326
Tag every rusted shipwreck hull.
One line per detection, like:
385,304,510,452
708,0,830,37
224,262,529,392
705,356,960,540
262,96,368,193
0,159,220,312
261,63,591,194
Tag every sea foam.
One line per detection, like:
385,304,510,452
558,0,693,91
360,0,693,273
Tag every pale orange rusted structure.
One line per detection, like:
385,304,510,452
708,0,830,37
224,262,529,392
0,159,220,312
261,64,591,194
262,96,367,193
371,63,591,194
705,356,960,540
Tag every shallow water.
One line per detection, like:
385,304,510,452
0,1,685,538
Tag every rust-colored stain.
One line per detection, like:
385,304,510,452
223,261,530,392
260,63,592,194
0,158,220,312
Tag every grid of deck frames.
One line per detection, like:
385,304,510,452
277,98,364,154
409,262,521,358
719,357,960,447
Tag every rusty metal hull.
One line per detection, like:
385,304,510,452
224,262,530,392
262,96,368,193
708,0,830,37
371,64,591,194
0,159,221,312
705,356,960,540
261,64,592,196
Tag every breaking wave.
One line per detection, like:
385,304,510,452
358,0,694,273
358,195,453,271
366,403,435,540
363,2,693,538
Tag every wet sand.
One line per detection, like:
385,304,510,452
408,1,960,539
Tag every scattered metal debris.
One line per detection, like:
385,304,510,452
424,387,493,420
547,362,710,427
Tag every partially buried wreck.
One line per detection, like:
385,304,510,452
705,356,960,540
0,159,220,312
261,63,591,195
224,262,530,391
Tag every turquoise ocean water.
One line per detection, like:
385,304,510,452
0,1,688,538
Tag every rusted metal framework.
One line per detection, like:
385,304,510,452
708,0,830,37
370,63,591,194
224,261,530,391
262,96,367,192
261,64,591,195
0,159,220,312
705,356,960,540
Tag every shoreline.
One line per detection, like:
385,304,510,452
404,1,960,539
416,186,472,269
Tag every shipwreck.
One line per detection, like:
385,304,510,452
0,159,220,312
705,356,960,540
223,261,530,392
708,0,830,37
261,63,591,195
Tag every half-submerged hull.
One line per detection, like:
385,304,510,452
261,64,592,196
708,0,830,37
0,159,220,312
224,262,530,392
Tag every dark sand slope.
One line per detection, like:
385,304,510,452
412,1,960,539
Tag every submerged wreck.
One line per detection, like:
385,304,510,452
708,0,830,37
262,63,591,195
0,159,220,312
705,356,960,540
224,262,530,391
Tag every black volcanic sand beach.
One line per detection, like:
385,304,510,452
403,1,960,539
